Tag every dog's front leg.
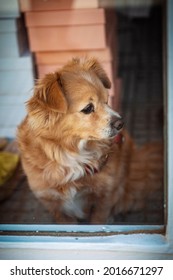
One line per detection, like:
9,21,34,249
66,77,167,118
89,194,112,224
43,198,78,224
33,190,78,224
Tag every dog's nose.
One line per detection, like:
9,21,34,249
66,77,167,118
110,116,124,131
115,119,124,130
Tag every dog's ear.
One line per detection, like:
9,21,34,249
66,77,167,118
34,72,67,113
85,58,111,89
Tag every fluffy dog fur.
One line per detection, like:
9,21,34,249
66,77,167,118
17,57,163,224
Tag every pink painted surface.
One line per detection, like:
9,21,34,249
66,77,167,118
28,25,106,51
35,49,112,64
25,9,105,27
19,0,99,11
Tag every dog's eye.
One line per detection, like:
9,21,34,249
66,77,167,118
81,103,94,114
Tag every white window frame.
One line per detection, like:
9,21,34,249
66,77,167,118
0,0,173,260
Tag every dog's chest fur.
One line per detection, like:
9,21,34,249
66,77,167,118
62,187,88,219
59,141,109,219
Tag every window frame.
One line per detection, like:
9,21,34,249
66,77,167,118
0,0,173,260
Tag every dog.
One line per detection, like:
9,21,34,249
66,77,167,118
17,57,163,224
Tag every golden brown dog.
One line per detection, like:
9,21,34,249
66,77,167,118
17,57,163,224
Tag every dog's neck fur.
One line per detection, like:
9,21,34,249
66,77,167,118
42,136,111,186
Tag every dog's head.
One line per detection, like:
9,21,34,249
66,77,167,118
27,57,123,140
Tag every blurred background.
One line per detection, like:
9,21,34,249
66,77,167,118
0,0,164,225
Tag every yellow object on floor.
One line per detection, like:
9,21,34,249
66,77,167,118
0,152,19,186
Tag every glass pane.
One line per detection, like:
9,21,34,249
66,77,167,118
0,0,164,227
